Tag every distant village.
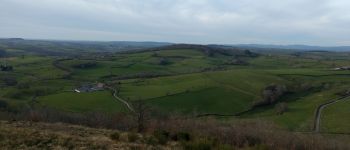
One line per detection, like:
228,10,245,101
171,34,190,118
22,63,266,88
0,64,13,71
0,60,13,71
74,82,105,93
333,66,350,71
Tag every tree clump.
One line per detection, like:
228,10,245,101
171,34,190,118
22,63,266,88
226,59,248,65
0,65,13,71
275,102,288,115
72,61,97,69
0,49,7,57
159,58,170,65
1,76,17,86
0,100,8,110
253,84,287,107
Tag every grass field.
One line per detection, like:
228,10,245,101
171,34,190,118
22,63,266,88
2,47,350,133
38,91,127,113
243,84,350,131
321,98,350,133
61,49,231,81
5,56,66,79
146,87,254,114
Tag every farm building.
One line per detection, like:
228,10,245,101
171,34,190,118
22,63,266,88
334,66,350,71
74,83,105,93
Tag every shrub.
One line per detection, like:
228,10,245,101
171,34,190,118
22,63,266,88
275,102,288,115
183,139,212,150
145,136,158,145
253,84,287,107
0,49,7,57
0,133,4,141
172,132,191,142
153,130,170,145
159,57,170,65
109,132,120,141
72,61,97,69
128,132,139,142
16,82,30,89
2,76,17,86
0,100,8,109
151,52,158,57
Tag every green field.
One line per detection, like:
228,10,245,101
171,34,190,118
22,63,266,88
2,46,350,133
146,87,254,114
38,91,126,113
321,98,350,133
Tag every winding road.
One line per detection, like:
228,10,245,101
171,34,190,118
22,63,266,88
107,86,135,112
314,95,350,133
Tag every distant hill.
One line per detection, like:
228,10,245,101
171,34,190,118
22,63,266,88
2,38,349,56
0,38,172,56
230,44,350,51
147,44,258,57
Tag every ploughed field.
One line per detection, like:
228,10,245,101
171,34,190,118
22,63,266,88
1,46,350,133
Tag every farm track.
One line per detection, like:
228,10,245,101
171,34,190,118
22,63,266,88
314,95,350,133
106,87,135,112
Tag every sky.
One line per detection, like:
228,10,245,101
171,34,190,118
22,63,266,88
0,0,350,46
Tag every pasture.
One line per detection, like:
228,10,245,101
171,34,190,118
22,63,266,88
1,46,350,133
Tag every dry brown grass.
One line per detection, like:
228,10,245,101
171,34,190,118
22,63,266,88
0,121,179,150
148,117,350,150
1,108,350,150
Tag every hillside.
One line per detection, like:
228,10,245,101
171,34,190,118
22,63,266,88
0,121,177,149
1,42,350,138
231,44,350,51
0,38,171,56
1,119,349,150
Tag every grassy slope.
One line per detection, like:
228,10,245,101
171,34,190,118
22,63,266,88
0,121,175,149
120,69,284,114
38,91,126,113
242,72,350,131
5,56,66,79
63,49,228,81
321,98,350,133
3,48,350,133
146,87,254,114
241,55,350,131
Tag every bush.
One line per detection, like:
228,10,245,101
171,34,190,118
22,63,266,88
275,102,288,115
145,136,158,145
183,139,212,150
16,82,30,89
172,132,191,142
127,132,139,142
159,58,170,65
0,49,7,57
2,76,17,86
0,100,8,109
153,130,170,145
0,133,4,141
253,84,287,107
109,132,120,141
72,61,97,69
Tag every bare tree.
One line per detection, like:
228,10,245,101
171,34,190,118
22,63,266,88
132,100,151,133
253,84,287,107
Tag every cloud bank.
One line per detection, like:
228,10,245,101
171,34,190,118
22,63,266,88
0,0,349,45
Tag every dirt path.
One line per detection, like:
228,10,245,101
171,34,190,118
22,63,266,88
106,87,135,112
314,95,350,132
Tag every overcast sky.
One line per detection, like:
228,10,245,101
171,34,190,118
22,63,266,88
1,0,349,46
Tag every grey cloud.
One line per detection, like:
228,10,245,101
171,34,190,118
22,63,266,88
0,0,349,45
